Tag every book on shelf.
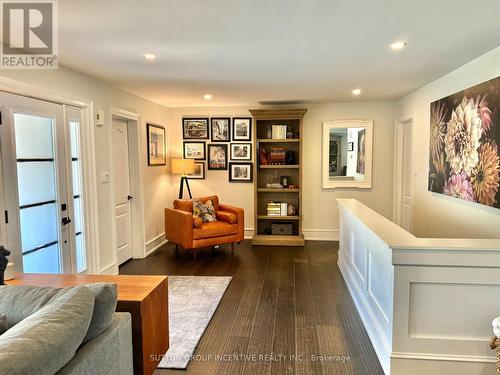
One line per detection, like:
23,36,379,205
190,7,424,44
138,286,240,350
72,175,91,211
266,202,289,216
271,125,287,140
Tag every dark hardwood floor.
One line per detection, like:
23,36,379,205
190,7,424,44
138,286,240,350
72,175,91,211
120,240,384,375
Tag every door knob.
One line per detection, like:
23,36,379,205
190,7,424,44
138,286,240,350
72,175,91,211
127,195,133,201
62,217,72,226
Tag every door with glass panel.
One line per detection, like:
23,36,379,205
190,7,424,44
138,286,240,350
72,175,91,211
0,92,86,274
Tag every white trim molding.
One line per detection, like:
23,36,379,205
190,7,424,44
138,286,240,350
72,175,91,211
303,229,339,241
145,233,167,256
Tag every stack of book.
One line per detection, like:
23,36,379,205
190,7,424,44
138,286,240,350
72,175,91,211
271,125,287,139
267,202,289,216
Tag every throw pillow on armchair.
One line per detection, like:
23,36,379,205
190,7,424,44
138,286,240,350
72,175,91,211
193,199,216,223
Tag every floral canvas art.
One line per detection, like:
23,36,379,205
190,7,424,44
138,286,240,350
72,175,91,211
428,76,500,209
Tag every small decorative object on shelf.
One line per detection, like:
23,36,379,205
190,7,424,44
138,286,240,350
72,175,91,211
287,204,297,216
285,151,296,165
0,246,11,285
490,317,500,374
280,175,290,188
268,147,286,164
266,183,283,189
259,147,268,165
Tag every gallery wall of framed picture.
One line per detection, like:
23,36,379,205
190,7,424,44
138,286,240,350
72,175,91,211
181,116,253,182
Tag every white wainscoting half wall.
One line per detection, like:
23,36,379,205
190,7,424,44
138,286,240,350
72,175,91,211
337,199,500,375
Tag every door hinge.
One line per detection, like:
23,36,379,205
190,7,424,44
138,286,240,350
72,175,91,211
4,210,8,224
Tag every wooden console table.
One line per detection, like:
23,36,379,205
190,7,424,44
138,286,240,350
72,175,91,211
7,273,169,375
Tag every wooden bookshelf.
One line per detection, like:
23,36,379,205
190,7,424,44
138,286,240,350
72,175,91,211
250,108,307,246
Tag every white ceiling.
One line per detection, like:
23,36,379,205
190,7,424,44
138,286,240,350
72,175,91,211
59,0,500,107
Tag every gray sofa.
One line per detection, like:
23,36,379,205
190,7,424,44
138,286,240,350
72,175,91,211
0,283,133,375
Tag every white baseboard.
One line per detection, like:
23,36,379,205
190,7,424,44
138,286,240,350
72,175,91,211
391,353,495,375
303,229,339,241
100,261,118,275
145,233,167,256
244,228,254,239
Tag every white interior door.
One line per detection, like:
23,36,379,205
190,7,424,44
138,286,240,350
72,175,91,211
112,119,133,265
0,91,86,274
400,120,414,232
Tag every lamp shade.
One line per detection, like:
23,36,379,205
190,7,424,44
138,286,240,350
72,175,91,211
172,158,194,175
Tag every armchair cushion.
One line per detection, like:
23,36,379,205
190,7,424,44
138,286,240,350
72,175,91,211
216,211,237,224
193,221,238,240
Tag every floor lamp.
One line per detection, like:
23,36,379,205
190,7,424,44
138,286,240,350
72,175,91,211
172,158,195,199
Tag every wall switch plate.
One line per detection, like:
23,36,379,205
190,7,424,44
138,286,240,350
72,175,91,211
101,172,110,184
96,110,105,126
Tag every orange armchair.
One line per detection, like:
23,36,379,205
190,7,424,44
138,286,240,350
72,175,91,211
165,195,244,258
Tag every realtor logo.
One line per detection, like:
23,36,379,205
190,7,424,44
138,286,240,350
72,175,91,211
1,0,58,69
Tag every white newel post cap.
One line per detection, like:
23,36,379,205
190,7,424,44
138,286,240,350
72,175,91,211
492,317,500,338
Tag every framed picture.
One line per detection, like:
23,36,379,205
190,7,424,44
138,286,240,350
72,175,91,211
356,129,366,174
347,142,354,152
183,118,209,139
208,144,228,170
230,143,252,161
183,142,206,160
229,162,253,183
428,76,500,209
187,162,205,179
232,117,252,141
147,123,166,166
211,117,230,142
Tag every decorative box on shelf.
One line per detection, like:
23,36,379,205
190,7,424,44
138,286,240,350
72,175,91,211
271,223,293,235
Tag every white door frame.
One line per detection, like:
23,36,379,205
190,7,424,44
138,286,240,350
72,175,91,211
109,107,146,267
393,115,415,231
0,76,99,274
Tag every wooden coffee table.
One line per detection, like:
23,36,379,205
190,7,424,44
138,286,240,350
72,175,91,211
7,273,169,375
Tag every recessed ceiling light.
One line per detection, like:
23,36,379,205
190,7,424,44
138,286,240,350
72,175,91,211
144,53,156,61
390,41,407,51
352,89,361,96
204,94,212,100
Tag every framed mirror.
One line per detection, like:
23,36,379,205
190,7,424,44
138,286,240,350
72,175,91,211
322,120,373,189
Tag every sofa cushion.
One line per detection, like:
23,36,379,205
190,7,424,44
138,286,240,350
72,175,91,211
193,221,238,239
193,199,216,223
82,283,118,344
216,211,237,224
0,285,60,327
0,313,7,335
0,285,95,375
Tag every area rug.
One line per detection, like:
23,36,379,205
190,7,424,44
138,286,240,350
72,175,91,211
157,276,232,369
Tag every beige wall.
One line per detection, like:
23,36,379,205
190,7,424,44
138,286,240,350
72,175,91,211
168,102,396,239
396,47,500,239
0,67,170,273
